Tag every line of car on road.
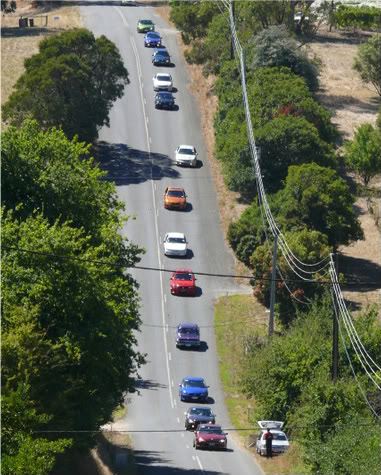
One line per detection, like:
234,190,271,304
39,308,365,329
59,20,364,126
136,16,290,457
136,17,227,450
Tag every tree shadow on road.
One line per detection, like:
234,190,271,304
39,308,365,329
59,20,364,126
95,141,180,185
134,449,228,474
135,379,168,391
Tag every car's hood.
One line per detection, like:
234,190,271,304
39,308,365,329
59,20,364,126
173,280,193,287
166,196,184,203
182,387,207,395
165,242,186,251
155,80,172,86
189,415,213,422
198,433,225,441
177,153,196,161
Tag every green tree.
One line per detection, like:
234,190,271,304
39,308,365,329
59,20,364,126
169,1,220,44
2,209,145,449
344,123,381,186
2,29,128,143
1,383,72,475
255,116,337,192
276,163,364,248
2,120,125,241
251,229,331,326
353,34,381,96
250,25,320,90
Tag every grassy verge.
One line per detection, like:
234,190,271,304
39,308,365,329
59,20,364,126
215,294,309,474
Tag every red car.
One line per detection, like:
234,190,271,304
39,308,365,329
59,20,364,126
170,268,196,296
193,424,228,450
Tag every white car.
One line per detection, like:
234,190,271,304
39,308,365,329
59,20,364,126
164,232,187,257
153,73,173,91
255,421,290,457
175,145,198,167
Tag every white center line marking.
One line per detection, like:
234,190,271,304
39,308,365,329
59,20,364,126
196,456,204,474
177,417,180,423
171,380,174,387
186,444,189,449
168,352,171,361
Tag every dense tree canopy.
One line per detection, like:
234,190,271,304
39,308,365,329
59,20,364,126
1,121,145,468
2,29,129,143
2,120,125,241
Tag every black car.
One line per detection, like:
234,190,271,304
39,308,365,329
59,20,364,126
155,92,175,110
184,407,215,430
152,48,171,66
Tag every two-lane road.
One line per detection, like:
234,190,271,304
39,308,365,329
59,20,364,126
81,4,260,474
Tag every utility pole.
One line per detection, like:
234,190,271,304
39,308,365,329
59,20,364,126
331,252,339,383
230,0,235,60
269,235,278,337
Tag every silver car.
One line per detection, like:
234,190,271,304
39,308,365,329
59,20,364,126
175,145,198,167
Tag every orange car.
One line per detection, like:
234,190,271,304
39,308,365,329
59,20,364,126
164,187,187,210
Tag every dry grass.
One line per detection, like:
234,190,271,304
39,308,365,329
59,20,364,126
1,1,83,107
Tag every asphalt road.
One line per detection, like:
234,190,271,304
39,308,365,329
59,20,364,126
81,3,261,474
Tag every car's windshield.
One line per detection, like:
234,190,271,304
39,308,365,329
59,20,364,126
157,75,171,82
156,51,169,57
184,380,205,388
147,32,159,37
178,148,194,155
167,190,184,197
199,427,223,434
141,20,153,25
190,408,211,416
168,237,185,243
159,93,172,99
174,273,193,281
180,328,199,335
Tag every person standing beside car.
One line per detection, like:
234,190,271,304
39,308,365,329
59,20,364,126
264,428,273,458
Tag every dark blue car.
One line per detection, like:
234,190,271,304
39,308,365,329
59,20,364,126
179,377,209,402
144,31,161,47
152,48,171,66
155,91,175,110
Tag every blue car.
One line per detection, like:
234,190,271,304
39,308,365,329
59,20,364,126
144,31,161,47
179,377,209,402
152,48,171,66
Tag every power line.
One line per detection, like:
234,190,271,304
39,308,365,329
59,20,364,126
3,245,381,287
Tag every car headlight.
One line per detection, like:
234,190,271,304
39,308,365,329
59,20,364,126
198,437,205,442
188,419,195,423
219,440,225,443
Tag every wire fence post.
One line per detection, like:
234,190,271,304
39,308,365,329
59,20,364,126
331,252,339,383
269,235,278,337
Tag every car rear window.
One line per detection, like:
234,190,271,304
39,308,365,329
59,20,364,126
175,273,193,281
185,380,205,388
168,190,185,197
199,427,223,434
178,148,194,155
190,408,211,416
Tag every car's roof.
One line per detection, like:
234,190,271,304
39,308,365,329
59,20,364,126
178,322,199,329
167,232,185,238
178,145,195,150
156,73,171,78
175,268,193,273
157,91,173,96
183,377,204,382
139,19,153,23
166,186,184,192
146,31,159,35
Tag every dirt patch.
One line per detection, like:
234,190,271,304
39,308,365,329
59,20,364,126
155,9,381,311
